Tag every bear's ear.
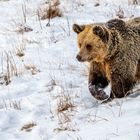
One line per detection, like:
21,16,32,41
73,24,85,34
92,25,109,43
106,19,126,30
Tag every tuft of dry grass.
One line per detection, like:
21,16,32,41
53,90,77,132
24,64,40,75
41,6,62,20
15,39,26,57
21,121,37,132
0,74,11,86
39,0,62,26
0,99,21,110
57,94,75,113
53,124,77,132
9,100,21,110
15,24,33,34
0,51,18,85
116,6,125,19
11,3,33,34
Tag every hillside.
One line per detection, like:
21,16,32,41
0,0,140,140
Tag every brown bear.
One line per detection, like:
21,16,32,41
73,17,140,101
73,19,140,102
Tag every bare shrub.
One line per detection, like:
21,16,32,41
0,51,18,85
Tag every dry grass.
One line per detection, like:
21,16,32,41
15,24,33,34
60,17,71,37
86,113,109,123
116,6,125,18
41,6,62,20
57,94,75,112
54,110,77,132
15,39,26,57
12,3,33,34
9,100,21,110
0,51,18,85
54,123,77,132
24,64,40,75
0,73,11,85
54,91,77,132
39,0,62,26
21,121,37,132
128,0,140,5
46,78,56,92
0,99,21,110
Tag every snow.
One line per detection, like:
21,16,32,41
0,0,140,140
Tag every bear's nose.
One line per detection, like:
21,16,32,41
76,55,82,61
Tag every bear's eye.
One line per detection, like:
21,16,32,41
86,44,92,50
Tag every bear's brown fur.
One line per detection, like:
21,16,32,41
73,19,140,101
126,17,140,26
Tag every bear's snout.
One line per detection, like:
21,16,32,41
76,54,82,62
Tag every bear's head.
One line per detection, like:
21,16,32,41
73,24,110,63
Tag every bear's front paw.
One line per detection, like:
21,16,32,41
88,83,109,101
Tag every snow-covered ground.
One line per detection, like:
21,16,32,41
0,0,140,140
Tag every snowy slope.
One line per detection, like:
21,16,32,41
0,0,140,140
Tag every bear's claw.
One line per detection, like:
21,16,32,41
89,83,109,101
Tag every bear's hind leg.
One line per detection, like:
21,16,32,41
135,60,140,82
110,74,135,99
